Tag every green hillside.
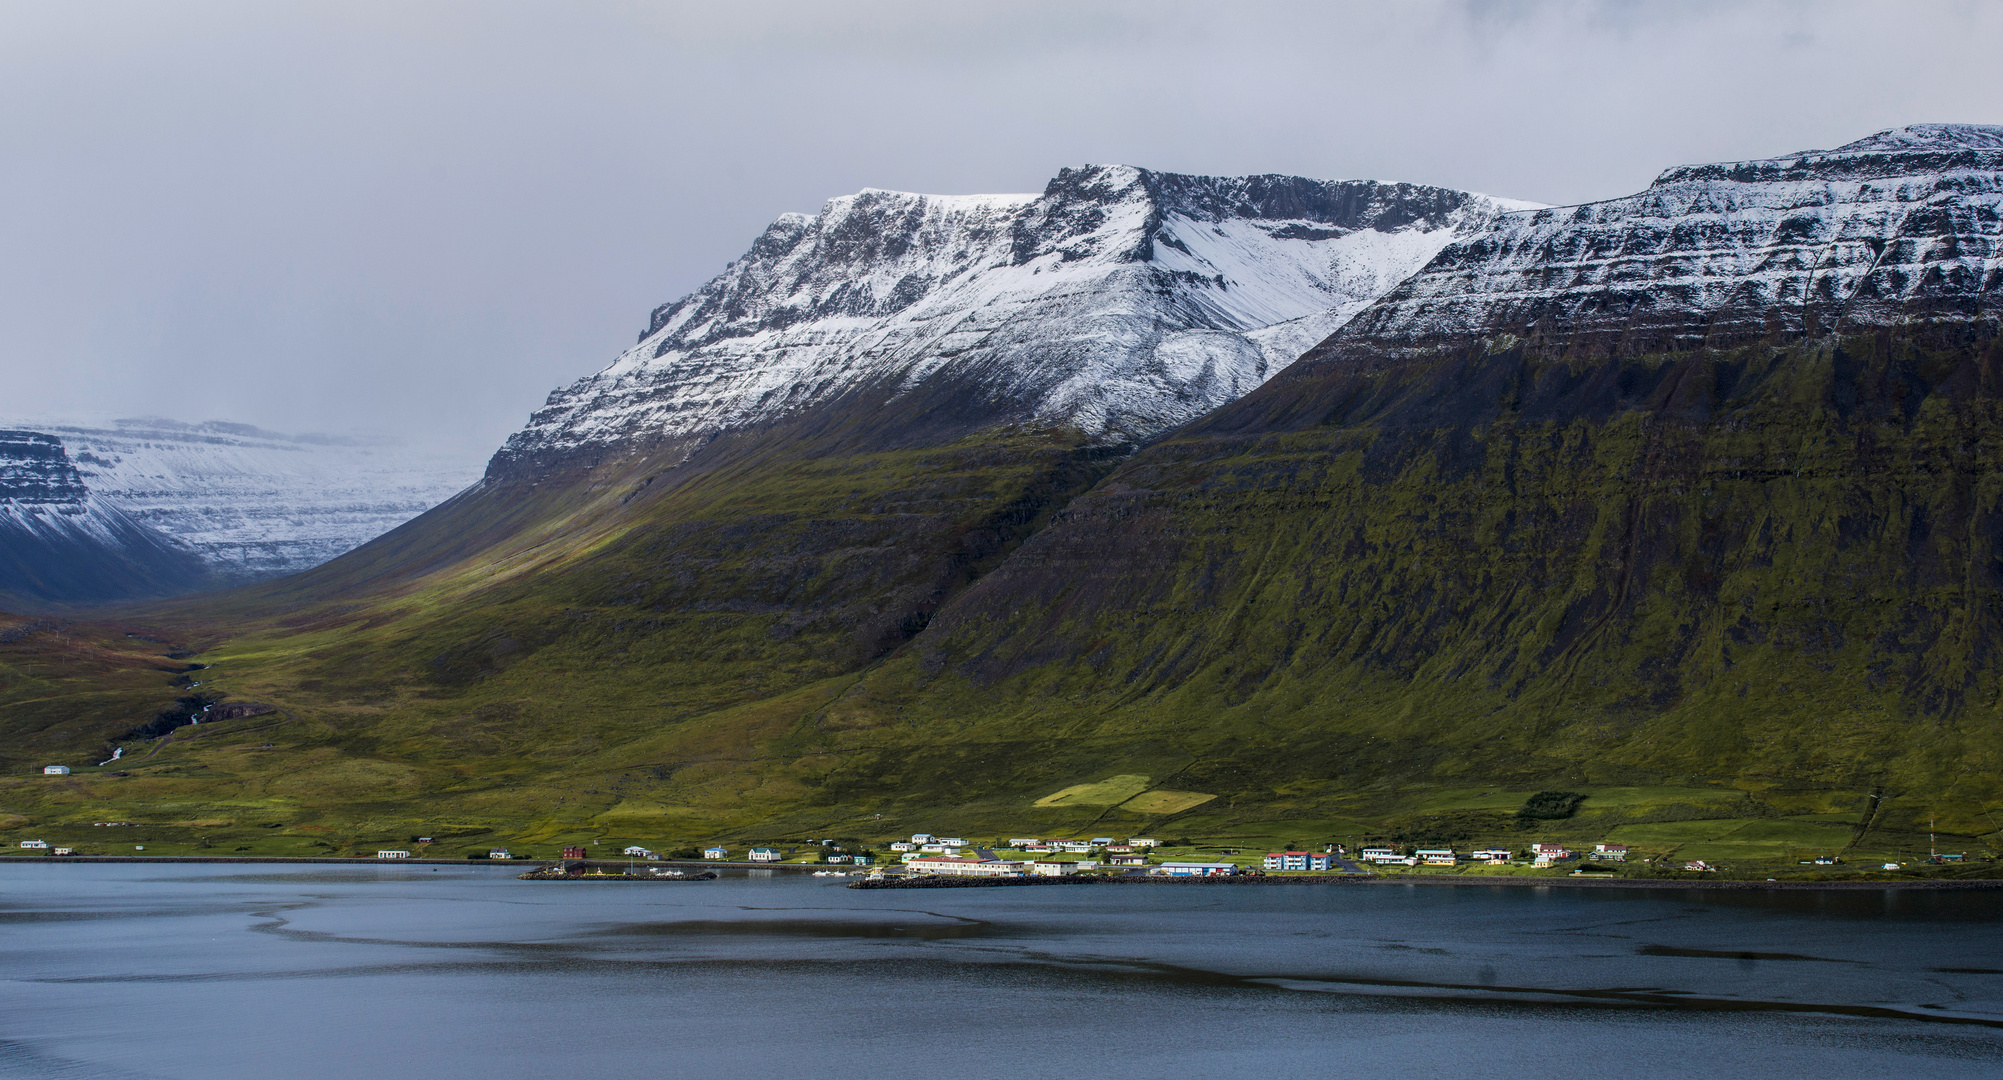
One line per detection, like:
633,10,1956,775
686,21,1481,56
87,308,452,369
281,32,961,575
3,329,2001,874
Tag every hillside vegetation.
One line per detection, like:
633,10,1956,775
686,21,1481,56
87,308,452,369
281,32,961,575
3,329,2001,874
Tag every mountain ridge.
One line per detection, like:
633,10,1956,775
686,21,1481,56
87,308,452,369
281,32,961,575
491,164,1536,480
6,131,2002,865
1271,123,2003,381
0,430,213,607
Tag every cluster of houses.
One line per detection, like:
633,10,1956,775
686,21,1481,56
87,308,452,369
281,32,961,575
1259,851,1343,871
869,840,1641,876
891,834,1220,878
879,835,1149,876
885,835,1158,857
1352,843,1629,867
695,846,787,862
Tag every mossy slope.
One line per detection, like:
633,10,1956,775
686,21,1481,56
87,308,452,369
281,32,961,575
780,328,2003,846
4,329,2002,865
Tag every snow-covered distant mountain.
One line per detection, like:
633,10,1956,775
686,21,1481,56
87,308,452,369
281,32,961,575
1316,123,2003,364
3,419,483,585
0,429,211,605
492,165,1538,476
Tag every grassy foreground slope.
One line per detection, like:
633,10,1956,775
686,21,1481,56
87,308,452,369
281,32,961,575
776,328,2003,855
2,330,2001,871
0,419,1125,854
0,615,199,778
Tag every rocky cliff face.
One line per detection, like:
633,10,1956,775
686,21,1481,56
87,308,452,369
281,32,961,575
785,126,2003,813
489,166,1535,479
0,430,87,504
1292,124,2003,374
0,430,212,606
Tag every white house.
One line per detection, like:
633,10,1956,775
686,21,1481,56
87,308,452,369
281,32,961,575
18,840,49,849
703,846,729,859
623,846,655,859
1359,847,1401,863
906,856,1024,877
748,847,782,862
488,848,512,860
1530,843,1572,867
1129,838,1160,848
1471,848,1513,863
1155,861,1237,877
1029,859,1075,876
1008,838,1041,847
1109,853,1149,867
919,843,946,853
42,765,69,775
1089,837,1114,845
1590,844,1628,862
376,850,411,859
1416,849,1458,865
910,834,934,844
938,837,966,847
889,842,916,852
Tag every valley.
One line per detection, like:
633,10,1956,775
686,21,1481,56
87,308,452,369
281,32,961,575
4,132,2003,877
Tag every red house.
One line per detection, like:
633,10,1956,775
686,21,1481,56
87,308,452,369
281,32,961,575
562,846,587,860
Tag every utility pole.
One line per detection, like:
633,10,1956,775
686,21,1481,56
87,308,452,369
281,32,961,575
1931,816,1937,862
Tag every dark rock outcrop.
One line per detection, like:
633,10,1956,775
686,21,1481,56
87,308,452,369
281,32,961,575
0,430,212,607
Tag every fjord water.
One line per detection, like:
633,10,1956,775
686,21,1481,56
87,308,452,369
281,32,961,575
2,866,1999,1079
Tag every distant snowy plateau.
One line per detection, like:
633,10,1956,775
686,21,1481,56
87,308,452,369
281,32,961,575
1,418,481,585
493,164,1540,472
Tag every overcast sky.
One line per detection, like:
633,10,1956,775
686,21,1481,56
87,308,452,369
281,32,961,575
3,0,1999,460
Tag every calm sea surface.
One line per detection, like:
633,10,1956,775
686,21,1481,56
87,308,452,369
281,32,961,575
1,864,2000,1079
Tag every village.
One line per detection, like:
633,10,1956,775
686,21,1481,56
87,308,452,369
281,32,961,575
519,835,1723,878
12,822,1960,877
855,836,1652,878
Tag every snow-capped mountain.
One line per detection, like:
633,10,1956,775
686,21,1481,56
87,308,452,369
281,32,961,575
491,166,1537,476
0,429,211,605
1316,124,2003,364
5,419,483,585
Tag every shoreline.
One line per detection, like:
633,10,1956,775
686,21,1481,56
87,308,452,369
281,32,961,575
851,872,2003,892
0,855,817,871
3,856,1995,890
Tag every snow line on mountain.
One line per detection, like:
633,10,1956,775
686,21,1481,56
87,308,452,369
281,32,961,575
1320,123,2003,360
494,165,1539,471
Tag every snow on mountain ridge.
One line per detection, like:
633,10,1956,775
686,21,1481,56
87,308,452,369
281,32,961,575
0,429,132,553
4,418,483,584
1317,125,2003,363
0,428,213,604
1821,123,2003,154
494,165,1534,474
